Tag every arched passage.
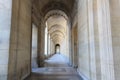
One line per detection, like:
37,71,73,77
44,10,71,60
55,44,60,53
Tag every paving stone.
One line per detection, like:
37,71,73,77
25,54,82,80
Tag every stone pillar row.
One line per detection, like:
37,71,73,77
77,0,120,80
37,21,45,67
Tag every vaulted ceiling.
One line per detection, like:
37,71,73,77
32,0,76,25
32,0,77,44
46,14,67,44
33,0,75,15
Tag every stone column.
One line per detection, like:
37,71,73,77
78,0,90,79
46,33,51,57
87,0,96,80
47,33,49,57
93,0,101,80
8,0,32,79
38,22,45,67
68,22,72,65
50,39,52,56
50,40,52,55
49,36,51,56
109,0,120,80
51,40,55,55
71,28,74,66
97,0,115,80
78,0,116,80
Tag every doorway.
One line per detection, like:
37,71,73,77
55,44,60,54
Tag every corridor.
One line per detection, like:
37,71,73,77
1,0,120,80
25,54,82,80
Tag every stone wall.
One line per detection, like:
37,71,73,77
8,0,32,80
0,0,12,80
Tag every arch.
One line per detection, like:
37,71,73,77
48,24,65,33
50,30,65,38
56,44,60,46
52,35,63,42
51,34,63,39
42,1,70,20
55,44,60,54
46,15,67,30
44,10,69,22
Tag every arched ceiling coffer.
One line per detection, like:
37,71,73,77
52,36,64,44
45,10,68,21
48,24,65,33
50,31,65,39
46,14,67,30
51,34,64,40
50,30,65,38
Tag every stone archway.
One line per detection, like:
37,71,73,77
55,44,60,54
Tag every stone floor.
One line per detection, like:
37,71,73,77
25,54,82,80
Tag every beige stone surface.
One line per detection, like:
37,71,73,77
110,0,120,80
1,0,120,80
8,0,32,80
37,22,46,67
77,0,117,80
